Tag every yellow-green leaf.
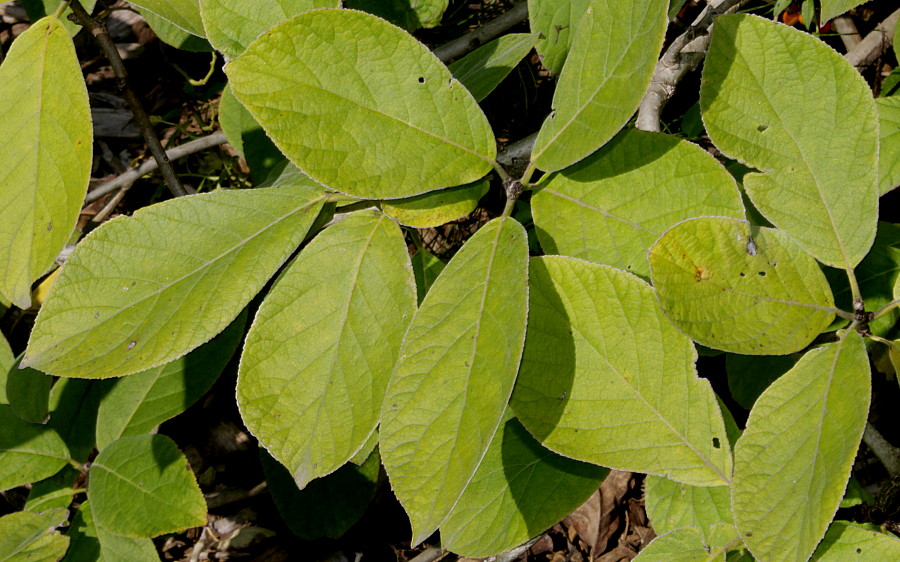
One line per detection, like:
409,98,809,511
226,9,496,198
24,186,326,378
512,256,732,487
876,95,900,196
649,217,835,355
449,33,538,102
701,15,878,269
0,508,69,562
129,0,205,37
0,16,92,309
380,217,529,545
812,521,900,560
644,475,732,541
531,0,668,172
528,0,591,75
0,405,70,492
238,210,416,489
381,180,489,228
732,333,870,562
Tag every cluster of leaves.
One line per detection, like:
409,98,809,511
1,0,900,560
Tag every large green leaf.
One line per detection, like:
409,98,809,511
260,448,379,540
6,361,52,423
876,96,900,196
0,405,70,491
528,0,591,75
95,311,246,450
381,180,489,228
24,186,326,378
0,508,69,562
440,411,608,558
530,0,668,172
449,33,538,102
812,521,900,560
701,14,878,269
649,217,835,355
129,0,205,37
200,0,338,60
532,129,744,277
0,333,12,403
511,256,732,487
644,475,732,541
632,525,743,561
820,1,866,22
47,379,106,462
0,16,92,309
89,434,206,538
239,210,415,489
380,216,528,545
226,9,496,199
64,501,158,562
732,333,870,562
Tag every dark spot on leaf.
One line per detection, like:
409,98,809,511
857,548,862,554
694,265,711,281
739,272,745,277
758,271,766,277
46,222,52,231
713,437,720,449
756,124,768,132
94,313,100,318
746,532,753,538
417,76,425,84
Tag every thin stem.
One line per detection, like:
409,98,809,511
502,197,516,218
873,298,900,321
846,267,863,305
491,160,510,183
52,0,70,19
68,0,188,198
519,162,537,186
173,52,218,87
866,334,898,349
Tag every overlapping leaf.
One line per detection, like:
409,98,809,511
632,525,743,561
701,14,878,269
512,256,732,486
649,217,836,355
24,466,80,512
449,33,538,102
24,186,326,378
381,180,489,228
227,9,496,198
65,501,158,562
528,0,591,75
732,333,870,562
20,0,97,36
440,411,608,557
531,0,668,172
239,210,415,489
129,0,205,37
89,435,206,538
0,508,69,562
6,361,52,423
140,8,213,51
47,378,105,462
95,311,245,450
532,129,744,277
412,249,444,304
200,0,338,60
812,521,900,560
0,16,92,309
0,405,69,491
380,216,528,545
644,475,732,540
876,96,900,195
821,1,866,22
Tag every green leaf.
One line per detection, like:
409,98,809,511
0,508,69,562
6,359,52,423
725,353,796,410
381,216,528,545
47,378,105,462
511,256,732,487
349,429,378,465
812,520,900,560
260,448,379,540
218,84,283,180
531,0,668,172
129,0,205,37
440,412,608,558
632,525,742,561
644,475,732,540
345,0,447,30
89,434,206,538
200,0,338,60
95,310,246,450
20,0,97,36
732,333,870,562
412,249,445,305
64,501,158,562
381,180,489,228
0,16,92,309
239,210,415,489
24,186,326,378
226,9,496,199
876,96,900,196
701,14,878,269
449,33,538,102
0,334,15,404
0,405,70,492
140,9,213,52
25,466,81,512
648,217,836,355
532,129,744,277
529,0,591,75
820,1,866,22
